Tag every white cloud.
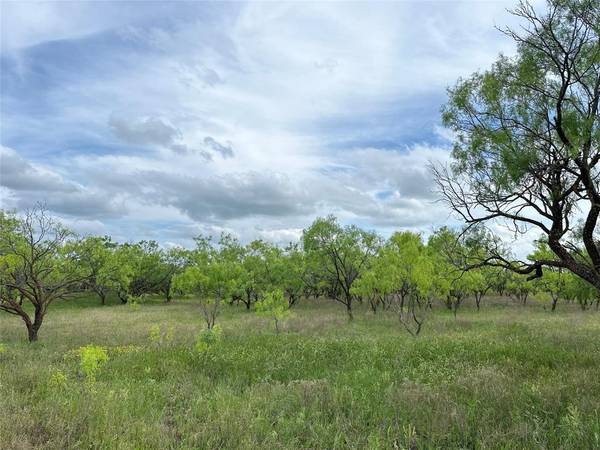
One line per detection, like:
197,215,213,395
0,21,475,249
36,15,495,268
0,1,547,247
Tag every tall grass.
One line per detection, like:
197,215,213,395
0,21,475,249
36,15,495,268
1,296,600,449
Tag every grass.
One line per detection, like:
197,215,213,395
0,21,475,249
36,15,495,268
2,296,600,449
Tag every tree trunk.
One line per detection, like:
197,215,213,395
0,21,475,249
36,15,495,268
551,296,559,312
25,307,44,342
445,296,453,310
346,300,353,320
370,298,377,314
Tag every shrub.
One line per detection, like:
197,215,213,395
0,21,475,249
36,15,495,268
195,324,222,354
48,370,68,389
149,324,174,346
127,294,148,311
78,345,109,382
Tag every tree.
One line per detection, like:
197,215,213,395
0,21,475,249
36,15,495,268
112,243,137,303
173,237,238,329
237,239,279,310
256,289,291,333
352,231,429,314
272,243,306,307
433,1,600,291
0,207,90,342
506,273,534,305
302,216,381,319
351,258,394,313
160,247,191,302
68,236,132,305
428,227,472,317
123,241,184,302
399,250,435,336
529,240,567,310
564,271,597,310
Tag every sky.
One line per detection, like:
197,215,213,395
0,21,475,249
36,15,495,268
0,0,545,249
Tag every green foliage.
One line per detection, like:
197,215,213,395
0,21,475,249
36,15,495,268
148,324,174,347
195,324,222,354
256,289,291,333
437,0,600,297
0,343,6,357
48,369,68,390
0,207,89,342
173,240,238,328
4,299,600,448
303,215,381,318
78,345,109,382
127,299,141,311
506,274,535,305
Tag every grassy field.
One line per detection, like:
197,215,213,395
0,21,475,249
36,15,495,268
2,296,600,449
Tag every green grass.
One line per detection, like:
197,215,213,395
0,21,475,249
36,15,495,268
2,296,600,449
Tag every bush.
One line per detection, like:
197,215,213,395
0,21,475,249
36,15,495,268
48,369,68,389
149,324,174,347
78,345,109,382
195,324,222,354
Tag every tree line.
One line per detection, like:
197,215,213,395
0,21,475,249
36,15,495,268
1,207,597,342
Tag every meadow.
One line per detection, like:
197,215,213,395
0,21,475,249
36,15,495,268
2,296,600,449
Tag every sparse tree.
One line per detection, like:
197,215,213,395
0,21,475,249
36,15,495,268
0,207,90,342
256,289,291,333
303,216,381,319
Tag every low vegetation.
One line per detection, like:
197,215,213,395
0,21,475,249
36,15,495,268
1,295,600,449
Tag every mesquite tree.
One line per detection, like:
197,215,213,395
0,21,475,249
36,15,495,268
0,208,89,342
434,0,600,290
303,215,381,319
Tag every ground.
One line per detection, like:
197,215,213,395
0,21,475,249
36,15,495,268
1,296,600,449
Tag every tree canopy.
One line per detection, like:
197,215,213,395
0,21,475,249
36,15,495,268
434,0,600,291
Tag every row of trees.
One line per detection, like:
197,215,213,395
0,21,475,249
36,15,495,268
2,207,598,342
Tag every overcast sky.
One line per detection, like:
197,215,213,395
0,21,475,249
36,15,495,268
0,1,544,248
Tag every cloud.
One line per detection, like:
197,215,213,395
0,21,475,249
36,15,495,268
1,147,127,219
0,1,543,247
0,146,76,193
109,114,181,147
203,136,234,158
141,169,313,221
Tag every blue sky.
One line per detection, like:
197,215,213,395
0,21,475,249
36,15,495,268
0,0,541,247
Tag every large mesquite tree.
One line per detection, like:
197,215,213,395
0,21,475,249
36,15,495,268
434,1,600,290
0,208,90,341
